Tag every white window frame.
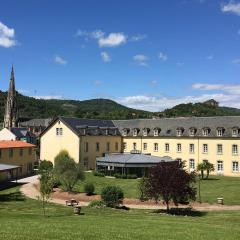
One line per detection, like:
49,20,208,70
217,144,223,155
177,143,182,153
133,142,137,150
189,129,195,137
217,128,223,137
232,144,238,155
203,144,208,154
143,143,147,151
133,129,138,137
165,143,170,152
176,129,182,137
153,129,159,137
122,129,128,136
203,129,209,137
189,159,195,171
232,129,238,137
154,143,158,152
123,142,127,151
232,161,239,172
143,129,148,137
217,160,224,173
189,144,194,154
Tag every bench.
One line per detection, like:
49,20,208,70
65,199,79,206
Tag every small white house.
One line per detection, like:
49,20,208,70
0,128,16,141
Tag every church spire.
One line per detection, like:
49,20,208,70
4,66,18,128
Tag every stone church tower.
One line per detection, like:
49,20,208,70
4,66,18,128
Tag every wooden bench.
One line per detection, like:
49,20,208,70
65,199,79,206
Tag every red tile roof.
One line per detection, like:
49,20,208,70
0,141,35,149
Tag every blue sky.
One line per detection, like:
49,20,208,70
0,0,240,111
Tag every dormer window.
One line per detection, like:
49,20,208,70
153,128,159,136
232,128,238,137
217,128,224,137
122,129,128,136
133,128,138,137
176,128,184,137
105,129,108,135
143,128,149,137
189,128,196,137
202,128,210,137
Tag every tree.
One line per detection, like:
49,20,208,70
144,162,196,212
54,150,85,192
38,160,54,216
138,177,149,201
197,163,205,179
205,162,215,179
101,186,124,208
197,162,215,179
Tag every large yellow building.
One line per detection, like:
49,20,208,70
40,116,240,176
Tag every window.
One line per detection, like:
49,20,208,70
96,142,100,152
189,159,195,170
165,143,170,152
20,148,23,156
153,129,159,136
115,142,119,151
83,157,88,168
217,160,223,173
28,148,32,155
189,144,194,153
105,129,108,135
232,145,238,155
56,128,59,135
9,149,13,158
177,143,182,153
84,142,89,152
232,129,238,137
203,129,209,136
232,161,239,172
176,129,182,137
123,142,127,151
122,129,128,136
143,143,147,151
203,144,208,154
133,142,137,150
217,128,223,137
217,144,223,154
56,128,63,136
133,129,138,136
189,128,195,136
106,142,110,152
143,129,148,136
154,143,158,152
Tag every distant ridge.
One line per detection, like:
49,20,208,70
0,91,240,122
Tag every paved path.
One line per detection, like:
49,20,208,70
20,177,240,211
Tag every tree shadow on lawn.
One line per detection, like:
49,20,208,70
201,178,220,181
152,208,207,217
0,183,25,202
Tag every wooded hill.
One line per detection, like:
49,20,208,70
1,91,240,122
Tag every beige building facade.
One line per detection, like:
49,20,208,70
40,116,240,176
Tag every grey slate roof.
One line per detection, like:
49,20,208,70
96,153,175,167
0,164,20,172
19,118,52,127
113,116,240,138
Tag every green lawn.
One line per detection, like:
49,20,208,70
75,173,240,205
0,187,240,240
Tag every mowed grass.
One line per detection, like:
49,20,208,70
75,173,240,205
0,187,240,240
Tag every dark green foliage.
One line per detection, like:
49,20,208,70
138,177,149,201
93,171,105,177
38,160,53,174
88,200,105,208
84,182,95,195
0,91,151,121
197,162,215,179
101,186,124,208
113,173,137,179
54,150,85,192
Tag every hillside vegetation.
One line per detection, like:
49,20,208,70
1,91,240,122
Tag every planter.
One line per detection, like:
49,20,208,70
73,206,81,215
217,198,224,205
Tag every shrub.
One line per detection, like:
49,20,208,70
84,182,95,195
113,173,137,179
93,171,105,177
88,200,105,208
101,186,124,208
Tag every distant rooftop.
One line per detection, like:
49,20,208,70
0,141,35,149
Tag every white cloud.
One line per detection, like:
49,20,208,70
176,62,184,67
100,51,111,62
54,55,67,65
192,83,240,95
206,55,213,60
76,29,145,47
158,52,168,61
133,54,148,66
232,58,240,65
221,1,240,16
33,95,64,100
99,33,127,47
0,21,16,48
117,93,240,111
